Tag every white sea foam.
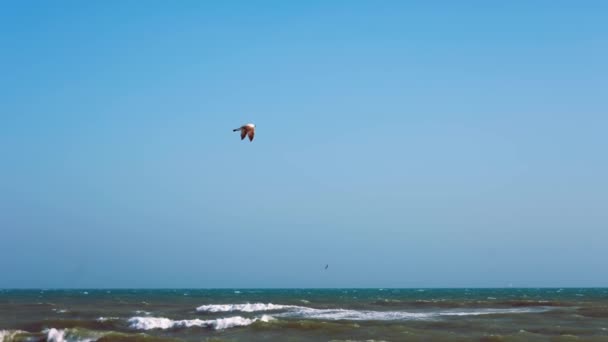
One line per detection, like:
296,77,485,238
128,317,174,330
281,306,547,321
275,307,431,321
43,328,102,342
0,330,25,342
196,303,549,321
96,317,119,322
45,328,66,342
128,315,274,331
196,303,295,313
438,308,543,316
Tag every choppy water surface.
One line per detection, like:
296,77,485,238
1,288,608,341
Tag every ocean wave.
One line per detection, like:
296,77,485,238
46,328,67,342
196,303,296,313
128,315,274,330
3,327,172,342
0,330,25,342
438,308,545,316
372,298,566,309
194,303,548,321
95,317,119,322
278,306,547,321
43,328,101,342
277,307,431,321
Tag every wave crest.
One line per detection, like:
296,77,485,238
43,328,101,342
0,330,26,342
196,303,295,313
194,303,548,321
128,315,274,331
277,306,547,320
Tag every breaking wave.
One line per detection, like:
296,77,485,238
43,328,102,342
195,303,550,321
276,306,546,320
46,329,67,342
128,315,274,330
2,328,181,342
0,330,26,342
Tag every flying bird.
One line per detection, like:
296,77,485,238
325,264,329,270
233,123,255,142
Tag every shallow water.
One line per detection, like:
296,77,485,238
1,288,607,341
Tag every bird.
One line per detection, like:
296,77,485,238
233,123,255,142
325,264,329,270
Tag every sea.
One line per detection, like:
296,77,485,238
1,288,607,341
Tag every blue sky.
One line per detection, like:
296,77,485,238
1,1,607,288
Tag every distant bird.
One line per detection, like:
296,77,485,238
233,123,255,142
325,264,329,270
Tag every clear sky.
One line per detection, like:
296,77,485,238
1,1,607,288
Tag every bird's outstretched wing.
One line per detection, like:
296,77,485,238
247,128,255,141
240,129,247,140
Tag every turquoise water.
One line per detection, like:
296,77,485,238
1,288,607,341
